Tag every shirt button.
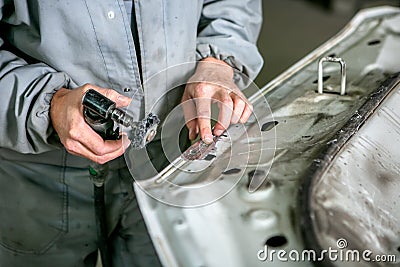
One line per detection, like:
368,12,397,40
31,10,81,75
107,11,115,19
123,87,131,92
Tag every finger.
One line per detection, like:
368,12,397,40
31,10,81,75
98,88,132,108
231,94,246,124
83,84,132,108
187,120,199,140
82,134,124,156
93,139,127,164
195,96,213,144
224,82,253,124
227,82,252,109
181,90,199,140
66,139,125,164
69,121,125,156
213,91,233,136
240,103,253,123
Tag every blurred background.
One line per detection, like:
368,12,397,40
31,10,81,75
255,0,400,87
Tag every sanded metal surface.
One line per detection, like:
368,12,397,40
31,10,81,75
133,7,400,267
300,73,400,267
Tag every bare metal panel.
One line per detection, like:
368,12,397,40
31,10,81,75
133,6,400,267
301,74,400,267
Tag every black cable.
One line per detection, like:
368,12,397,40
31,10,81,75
94,184,112,267
82,89,159,267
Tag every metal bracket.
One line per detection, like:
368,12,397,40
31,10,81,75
318,57,347,95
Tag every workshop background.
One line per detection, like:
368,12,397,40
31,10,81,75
255,0,400,87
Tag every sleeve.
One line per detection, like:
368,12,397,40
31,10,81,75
196,0,264,87
0,2,70,154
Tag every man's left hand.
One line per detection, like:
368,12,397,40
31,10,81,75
181,57,253,144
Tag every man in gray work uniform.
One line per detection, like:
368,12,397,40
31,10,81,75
0,0,263,266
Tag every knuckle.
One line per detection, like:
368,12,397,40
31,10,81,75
64,139,76,153
95,146,107,156
221,96,233,106
234,95,246,104
200,126,210,133
92,155,106,164
194,84,212,96
104,89,118,100
67,128,79,140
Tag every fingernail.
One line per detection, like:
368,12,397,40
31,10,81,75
203,134,213,144
214,129,224,136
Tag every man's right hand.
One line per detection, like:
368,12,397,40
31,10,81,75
50,84,131,164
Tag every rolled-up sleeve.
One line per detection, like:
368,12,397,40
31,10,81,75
196,0,264,86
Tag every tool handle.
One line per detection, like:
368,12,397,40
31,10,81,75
82,89,116,118
82,89,120,140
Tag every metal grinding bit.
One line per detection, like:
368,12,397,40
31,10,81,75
82,89,160,149
129,113,160,149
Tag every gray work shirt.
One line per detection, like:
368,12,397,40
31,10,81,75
124,0,134,24
123,0,141,73
0,0,263,166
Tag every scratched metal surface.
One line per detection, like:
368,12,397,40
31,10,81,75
133,7,400,267
303,77,400,267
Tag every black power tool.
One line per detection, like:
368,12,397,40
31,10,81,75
82,89,159,267
82,88,159,150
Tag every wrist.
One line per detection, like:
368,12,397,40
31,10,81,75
199,57,234,77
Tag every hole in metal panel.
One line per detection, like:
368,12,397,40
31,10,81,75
248,169,266,177
313,75,331,84
247,169,271,189
261,121,279,132
302,135,314,141
222,168,241,175
203,154,216,161
367,39,381,46
265,235,288,248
